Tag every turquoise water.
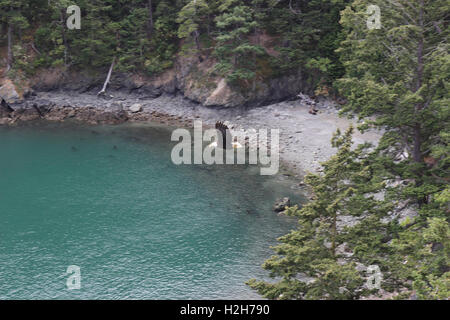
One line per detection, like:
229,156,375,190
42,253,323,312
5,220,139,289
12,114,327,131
0,122,302,299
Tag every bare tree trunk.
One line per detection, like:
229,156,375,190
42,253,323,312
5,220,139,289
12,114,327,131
195,32,200,49
207,13,212,37
253,0,261,45
60,9,69,67
289,0,301,15
331,212,337,257
412,1,427,205
97,57,116,96
30,42,41,55
194,30,202,62
252,0,259,91
413,125,422,163
147,0,154,38
412,1,425,163
5,23,13,74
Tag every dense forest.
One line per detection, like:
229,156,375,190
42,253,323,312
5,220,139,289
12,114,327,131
0,0,347,90
1,0,449,299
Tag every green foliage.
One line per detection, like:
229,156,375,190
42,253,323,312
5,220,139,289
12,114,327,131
214,4,265,85
0,0,181,75
177,0,210,39
334,0,449,299
0,0,350,85
251,86,449,300
337,0,449,171
248,127,393,299
265,0,350,86
390,217,450,299
1,0,448,300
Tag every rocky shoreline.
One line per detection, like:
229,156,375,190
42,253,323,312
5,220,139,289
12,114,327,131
0,90,382,178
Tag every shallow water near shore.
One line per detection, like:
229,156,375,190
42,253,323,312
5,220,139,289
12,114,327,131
0,122,304,299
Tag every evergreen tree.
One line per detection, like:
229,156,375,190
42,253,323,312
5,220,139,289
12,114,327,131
335,0,449,298
0,0,31,74
337,0,448,177
144,0,179,74
261,0,350,89
214,4,265,85
0,0,352,84
248,127,392,299
177,0,210,62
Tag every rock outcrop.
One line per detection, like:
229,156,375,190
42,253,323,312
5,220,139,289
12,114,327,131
26,52,310,108
174,52,309,108
0,101,130,126
0,79,23,104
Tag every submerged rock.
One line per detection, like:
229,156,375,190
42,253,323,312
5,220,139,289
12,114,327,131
273,197,291,212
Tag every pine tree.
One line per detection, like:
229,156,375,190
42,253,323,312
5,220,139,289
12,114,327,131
336,0,450,298
248,127,392,299
337,0,449,178
0,0,30,74
144,0,179,74
260,0,350,88
214,4,265,85
177,0,210,62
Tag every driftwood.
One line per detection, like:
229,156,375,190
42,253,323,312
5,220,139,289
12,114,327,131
5,24,13,75
30,42,41,55
297,92,318,115
97,57,116,96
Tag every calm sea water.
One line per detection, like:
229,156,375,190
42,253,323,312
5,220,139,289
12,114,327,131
0,122,302,299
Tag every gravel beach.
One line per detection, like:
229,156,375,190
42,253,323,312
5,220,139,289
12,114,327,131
4,91,383,178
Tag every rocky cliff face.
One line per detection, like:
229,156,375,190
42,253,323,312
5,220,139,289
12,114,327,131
2,52,310,108
171,52,310,107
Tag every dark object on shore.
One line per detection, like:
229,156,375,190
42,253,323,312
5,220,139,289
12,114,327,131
273,197,291,212
297,92,319,115
309,95,319,115
309,107,318,115
0,98,14,113
32,103,44,118
215,121,232,149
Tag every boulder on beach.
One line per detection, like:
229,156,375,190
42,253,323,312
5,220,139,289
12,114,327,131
0,79,22,104
129,103,143,113
109,101,123,112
